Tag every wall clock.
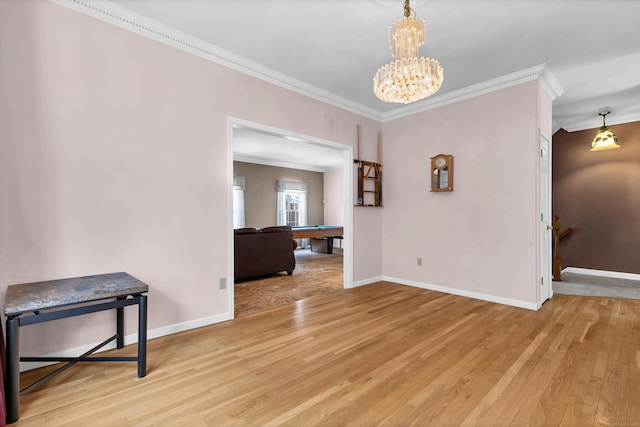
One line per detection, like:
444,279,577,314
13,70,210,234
430,154,453,192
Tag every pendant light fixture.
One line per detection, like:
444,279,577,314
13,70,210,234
373,0,443,104
591,108,620,151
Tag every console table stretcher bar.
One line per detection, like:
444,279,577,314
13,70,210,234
3,272,149,424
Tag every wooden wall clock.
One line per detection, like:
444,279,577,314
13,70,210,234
430,154,453,192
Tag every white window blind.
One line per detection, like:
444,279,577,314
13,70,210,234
276,180,307,228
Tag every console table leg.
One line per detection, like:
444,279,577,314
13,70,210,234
116,297,125,349
5,317,20,424
137,294,147,378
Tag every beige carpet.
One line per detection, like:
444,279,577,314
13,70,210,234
553,271,640,300
234,248,343,317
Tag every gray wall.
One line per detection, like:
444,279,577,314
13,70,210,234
234,161,324,228
552,120,640,274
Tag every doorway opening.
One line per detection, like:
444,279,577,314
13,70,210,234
227,118,354,318
539,129,552,307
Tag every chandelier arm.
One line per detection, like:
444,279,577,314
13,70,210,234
403,0,416,19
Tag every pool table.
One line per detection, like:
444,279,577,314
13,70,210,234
291,225,343,254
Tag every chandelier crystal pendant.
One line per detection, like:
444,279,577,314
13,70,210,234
591,108,620,152
373,0,443,104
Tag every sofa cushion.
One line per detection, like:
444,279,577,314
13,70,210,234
234,227,259,235
234,226,296,280
260,226,291,233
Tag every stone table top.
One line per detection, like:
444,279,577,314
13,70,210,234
5,272,149,316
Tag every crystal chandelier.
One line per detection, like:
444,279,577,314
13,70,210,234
373,0,443,104
591,108,620,151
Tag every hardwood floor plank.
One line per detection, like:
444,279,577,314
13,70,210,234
15,283,640,426
234,248,343,317
500,298,584,427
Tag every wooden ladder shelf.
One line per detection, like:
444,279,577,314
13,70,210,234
354,126,383,207
354,159,382,206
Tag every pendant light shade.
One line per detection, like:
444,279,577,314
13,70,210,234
591,108,620,152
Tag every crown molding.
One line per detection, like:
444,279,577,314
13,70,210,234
382,64,564,122
537,64,565,101
49,0,383,122
560,111,640,132
50,1,566,126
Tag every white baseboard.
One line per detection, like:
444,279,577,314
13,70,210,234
23,273,544,372
146,311,233,341
383,276,539,311
562,267,640,281
20,311,233,372
352,276,384,288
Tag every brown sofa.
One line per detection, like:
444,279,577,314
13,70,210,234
234,226,298,280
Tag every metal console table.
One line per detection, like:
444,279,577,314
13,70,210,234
3,272,149,424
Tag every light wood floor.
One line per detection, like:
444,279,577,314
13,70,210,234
15,282,640,426
234,248,343,317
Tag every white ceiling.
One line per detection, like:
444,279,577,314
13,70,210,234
233,126,346,172
98,0,640,170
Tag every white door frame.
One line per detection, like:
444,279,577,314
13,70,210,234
227,117,354,318
538,129,552,306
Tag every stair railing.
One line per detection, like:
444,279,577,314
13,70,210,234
552,215,574,281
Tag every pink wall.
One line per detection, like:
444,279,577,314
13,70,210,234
0,0,381,356
0,0,552,360
323,169,344,226
381,82,548,307
351,125,384,284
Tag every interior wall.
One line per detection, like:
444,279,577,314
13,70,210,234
351,127,384,284
0,0,382,357
0,0,555,362
381,81,546,308
552,120,640,274
233,161,324,228
324,168,344,226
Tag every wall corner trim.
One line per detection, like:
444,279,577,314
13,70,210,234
353,276,384,288
537,63,565,101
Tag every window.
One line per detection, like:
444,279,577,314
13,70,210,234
233,176,245,229
276,180,307,228
285,192,302,226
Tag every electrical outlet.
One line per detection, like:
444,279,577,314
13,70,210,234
417,257,422,266
219,277,227,289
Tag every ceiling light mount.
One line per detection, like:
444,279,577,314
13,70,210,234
590,107,620,152
373,0,443,104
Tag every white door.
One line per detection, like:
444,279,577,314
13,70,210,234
539,131,552,305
